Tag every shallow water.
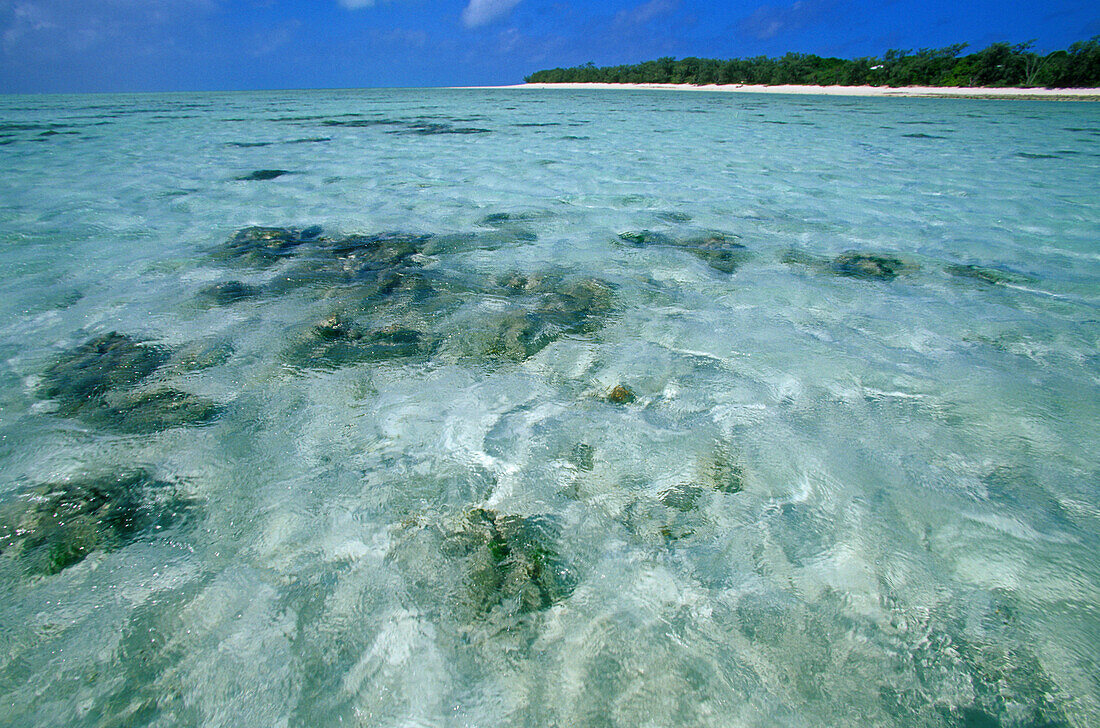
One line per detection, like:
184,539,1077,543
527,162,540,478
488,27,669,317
0,88,1098,727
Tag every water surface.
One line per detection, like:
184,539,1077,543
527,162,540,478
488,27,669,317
0,88,1098,727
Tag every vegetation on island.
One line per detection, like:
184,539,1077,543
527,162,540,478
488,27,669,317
524,38,1100,88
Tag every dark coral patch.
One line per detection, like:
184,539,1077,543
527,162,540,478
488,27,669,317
284,314,436,369
831,252,907,281
211,226,322,267
38,333,220,433
197,280,262,305
236,169,291,181
0,470,197,575
39,333,168,407
945,264,1028,286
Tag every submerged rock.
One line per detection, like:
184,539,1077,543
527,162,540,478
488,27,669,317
421,230,525,258
622,497,699,543
407,508,576,619
386,506,575,636
653,450,745,515
86,388,221,433
0,469,196,576
831,252,907,281
537,278,615,333
197,280,261,305
454,508,573,615
262,232,438,297
39,333,168,409
676,232,750,273
605,384,636,404
704,447,746,494
236,169,290,181
393,122,490,136
781,249,826,268
783,249,913,282
569,442,596,471
486,311,552,361
618,230,676,247
880,596,1076,728
323,232,431,265
284,314,435,368
495,271,562,295
38,333,220,433
659,482,706,512
945,264,1027,286
211,226,322,267
477,211,543,227
620,229,749,273
656,211,693,223
168,339,234,372
484,277,615,361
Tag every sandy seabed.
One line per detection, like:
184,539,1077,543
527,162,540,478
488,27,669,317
467,82,1100,99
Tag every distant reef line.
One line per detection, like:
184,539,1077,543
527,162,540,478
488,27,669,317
522,39,1100,90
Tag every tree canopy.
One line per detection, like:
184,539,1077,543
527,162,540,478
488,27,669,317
524,39,1100,88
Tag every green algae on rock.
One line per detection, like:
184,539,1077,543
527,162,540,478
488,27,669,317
704,446,746,494
387,507,575,633
0,469,197,576
197,280,262,306
783,249,913,281
39,332,169,407
85,388,221,433
676,232,751,273
482,276,616,361
284,314,436,369
618,230,676,247
448,508,575,616
620,229,750,273
831,252,908,281
168,339,234,372
945,263,1029,286
438,508,575,617
38,333,221,433
211,226,322,267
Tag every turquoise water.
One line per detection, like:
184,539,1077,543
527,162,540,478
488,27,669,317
0,88,1098,727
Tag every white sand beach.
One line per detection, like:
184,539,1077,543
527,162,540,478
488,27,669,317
473,82,1100,99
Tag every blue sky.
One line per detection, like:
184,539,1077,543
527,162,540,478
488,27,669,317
0,0,1096,93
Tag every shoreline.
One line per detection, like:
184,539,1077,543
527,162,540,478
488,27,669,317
463,82,1100,100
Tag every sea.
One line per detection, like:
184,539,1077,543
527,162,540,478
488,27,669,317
0,88,1097,727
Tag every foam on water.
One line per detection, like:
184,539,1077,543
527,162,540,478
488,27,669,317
0,88,1098,727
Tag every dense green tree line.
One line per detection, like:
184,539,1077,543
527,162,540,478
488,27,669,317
524,39,1100,88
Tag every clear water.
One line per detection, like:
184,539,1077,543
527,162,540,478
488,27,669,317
0,88,1098,727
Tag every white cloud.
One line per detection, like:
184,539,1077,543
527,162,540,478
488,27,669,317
247,19,301,57
461,0,522,28
338,0,379,8
739,0,832,41
614,0,676,28
2,0,214,56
